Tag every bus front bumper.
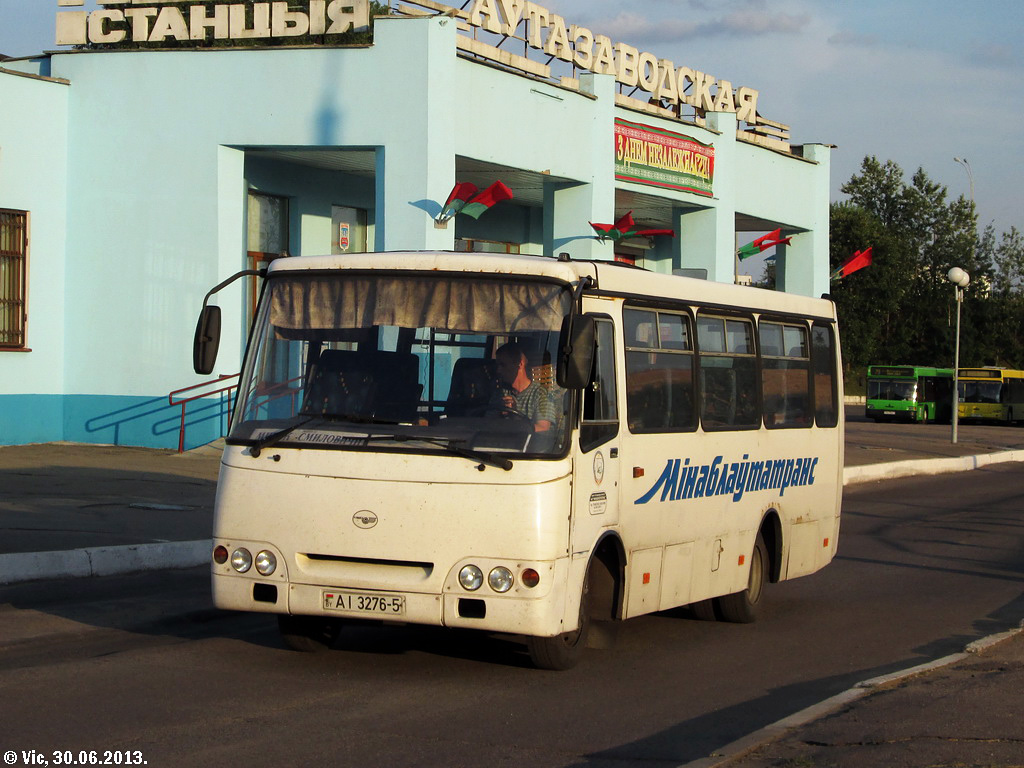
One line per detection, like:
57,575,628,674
212,557,574,638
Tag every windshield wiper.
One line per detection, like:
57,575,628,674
248,420,512,471
372,433,513,472
249,415,320,457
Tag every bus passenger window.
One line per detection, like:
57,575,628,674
697,315,759,430
581,319,618,451
760,320,812,429
624,308,696,433
811,323,839,428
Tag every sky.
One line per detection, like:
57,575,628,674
2,0,1022,242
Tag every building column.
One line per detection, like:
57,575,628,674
216,145,247,373
544,181,614,261
375,144,455,252
543,73,616,261
676,111,736,284
777,143,832,298
373,16,457,252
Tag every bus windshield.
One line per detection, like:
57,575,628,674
229,271,573,458
868,379,917,402
960,380,1002,404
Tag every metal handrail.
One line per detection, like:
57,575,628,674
168,373,240,453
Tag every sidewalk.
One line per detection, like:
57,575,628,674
0,440,221,582
698,626,1024,768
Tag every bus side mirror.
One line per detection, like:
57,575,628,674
193,305,221,375
557,314,596,389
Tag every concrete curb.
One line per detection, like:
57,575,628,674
0,539,212,586
843,448,1024,486
681,623,1024,768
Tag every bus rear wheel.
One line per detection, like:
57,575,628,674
716,533,768,623
278,614,344,652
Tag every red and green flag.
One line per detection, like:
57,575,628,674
437,182,478,222
831,247,873,281
737,228,792,260
590,211,674,242
460,181,514,219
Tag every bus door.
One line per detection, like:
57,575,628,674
571,317,621,556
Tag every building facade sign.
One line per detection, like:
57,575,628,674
55,0,370,47
614,118,714,197
467,0,758,124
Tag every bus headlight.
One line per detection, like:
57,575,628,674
488,567,514,593
230,547,252,573
255,550,277,576
459,565,483,591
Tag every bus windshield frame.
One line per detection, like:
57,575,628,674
867,378,917,403
228,270,575,459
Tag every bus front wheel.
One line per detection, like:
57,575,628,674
278,614,343,652
716,533,768,623
527,569,593,670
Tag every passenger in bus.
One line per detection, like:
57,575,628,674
494,342,558,432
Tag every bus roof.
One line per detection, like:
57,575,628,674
958,367,1024,379
868,365,953,377
268,251,838,322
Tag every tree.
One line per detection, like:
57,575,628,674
830,156,989,383
976,225,1024,367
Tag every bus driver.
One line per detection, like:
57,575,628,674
494,342,557,433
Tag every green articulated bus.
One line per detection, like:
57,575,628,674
866,365,954,423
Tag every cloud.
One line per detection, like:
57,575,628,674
715,8,809,37
968,42,1021,70
581,12,699,43
826,30,880,49
560,0,812,45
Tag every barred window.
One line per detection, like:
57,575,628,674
0,209,28,349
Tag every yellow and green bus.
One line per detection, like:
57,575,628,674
866,365,954,423
957,368,1024,423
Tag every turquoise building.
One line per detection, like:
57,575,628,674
0,1,832,449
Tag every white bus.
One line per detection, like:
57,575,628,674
195,251,843,669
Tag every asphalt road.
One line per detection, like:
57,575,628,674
2,465,1022,767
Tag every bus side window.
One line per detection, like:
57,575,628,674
581,318,618,452
624,308,696,433
697,315,759,430
811,323,839,428
760,320,812,428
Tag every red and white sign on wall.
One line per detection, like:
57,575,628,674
614,118,715,198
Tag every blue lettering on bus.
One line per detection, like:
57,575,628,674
634,455,819,505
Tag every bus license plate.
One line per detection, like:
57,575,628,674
322,590,406,616
884,411,895,415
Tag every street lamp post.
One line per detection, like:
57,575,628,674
953,157,975,203
947,267,970,444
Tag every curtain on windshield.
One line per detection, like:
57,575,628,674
270,274,567,334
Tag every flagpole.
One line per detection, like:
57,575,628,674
735,234,740,284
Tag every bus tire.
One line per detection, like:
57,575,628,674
716,533,768,624
527,567,593,671
689,599,718,621
277,614,343,652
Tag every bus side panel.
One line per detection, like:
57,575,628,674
619,424,842,617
